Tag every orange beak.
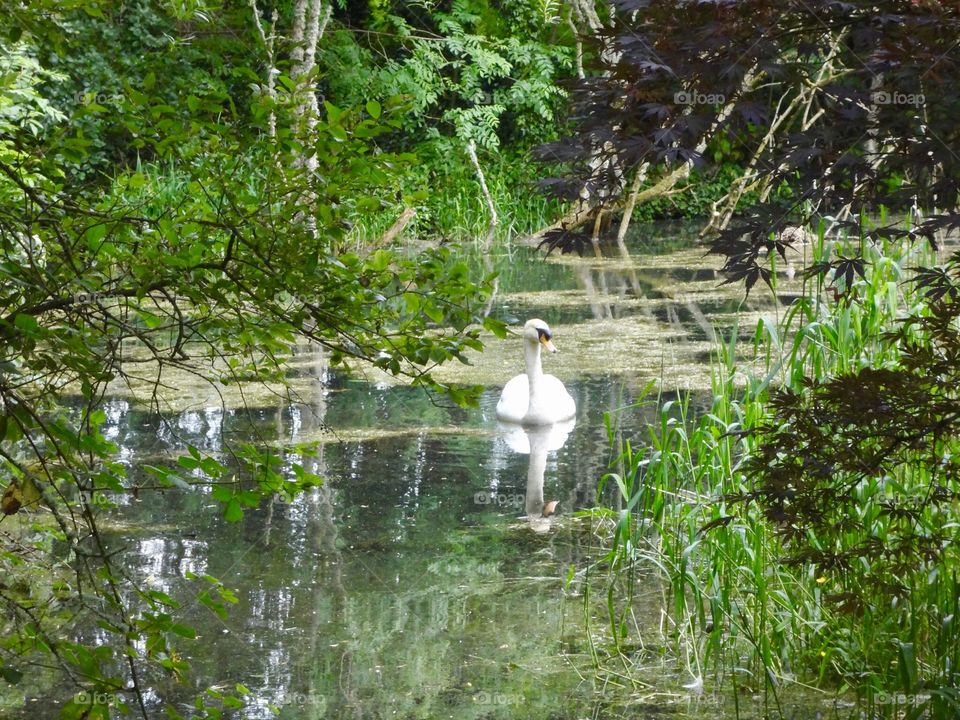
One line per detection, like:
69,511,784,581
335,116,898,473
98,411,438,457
540,335,558,353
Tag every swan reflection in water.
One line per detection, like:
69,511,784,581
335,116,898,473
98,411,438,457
493,317,577,531
497,418,576,533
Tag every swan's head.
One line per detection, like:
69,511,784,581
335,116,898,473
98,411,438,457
523,318,558,353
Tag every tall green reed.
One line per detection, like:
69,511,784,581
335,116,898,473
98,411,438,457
592,223,958,718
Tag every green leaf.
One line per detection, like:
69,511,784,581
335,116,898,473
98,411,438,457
197,590,228,620
143,589,181,608
200,457,224,477
403,292,420,313
20,476,42,507
140,311,164,329
424,303,444,323
0,666,23,684
223,499,243,523
898,641,918,691
365,100,382,119
14,314,38,333
222,695,244,709
211,486,232,503
178,456,200,471
368,249,391,272
323,101,342,123
483,316,508,338
169,623,197,639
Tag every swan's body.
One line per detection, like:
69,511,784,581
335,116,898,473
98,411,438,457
496,319,576,425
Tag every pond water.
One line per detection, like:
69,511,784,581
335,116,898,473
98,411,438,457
19,223,811,719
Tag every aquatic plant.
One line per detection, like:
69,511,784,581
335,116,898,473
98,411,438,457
591,226,960,718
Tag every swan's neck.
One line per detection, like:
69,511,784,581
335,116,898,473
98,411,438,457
523,340,546,422
524,340,543,390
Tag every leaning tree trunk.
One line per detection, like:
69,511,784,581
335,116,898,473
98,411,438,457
524,69,757,248
700,33,842,237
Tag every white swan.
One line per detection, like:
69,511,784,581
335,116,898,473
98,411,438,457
496,319,576,425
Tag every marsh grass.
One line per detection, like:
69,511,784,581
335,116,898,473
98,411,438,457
589,220,959,718
347,147,562,245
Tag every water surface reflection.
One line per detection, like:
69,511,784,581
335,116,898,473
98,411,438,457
28,227,784,718
86,374,647,719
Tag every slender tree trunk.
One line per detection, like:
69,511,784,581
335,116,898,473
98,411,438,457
286,0,332,236
614,162,649,250
466,140,501,316
249,0,278,139
291,0,332,175
466,140,499,250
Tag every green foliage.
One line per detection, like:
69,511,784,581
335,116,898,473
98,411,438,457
731,250,960,715
34,0,250,179
0,43,66,136
319,0,573,150
0,1,496,716
349,146,564,243
592,229,960,717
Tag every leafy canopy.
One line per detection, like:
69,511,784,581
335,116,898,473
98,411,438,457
0,0,504,715
537,0,960,290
